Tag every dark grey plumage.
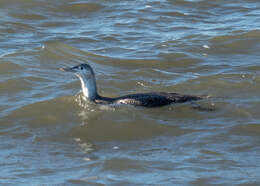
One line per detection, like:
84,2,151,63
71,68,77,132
95,92,203,107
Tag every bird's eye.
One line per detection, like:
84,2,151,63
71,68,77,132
80,66,83,70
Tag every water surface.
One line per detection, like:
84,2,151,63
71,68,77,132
1,0,260,185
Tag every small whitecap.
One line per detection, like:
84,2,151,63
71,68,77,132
79,142,93,153
203,53,208,56
203,45,210,49
113,146,119,150
145,5,152,8
74,138,81,142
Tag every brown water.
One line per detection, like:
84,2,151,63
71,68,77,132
1,0,260,185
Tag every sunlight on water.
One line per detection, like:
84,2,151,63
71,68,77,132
1,0,260,185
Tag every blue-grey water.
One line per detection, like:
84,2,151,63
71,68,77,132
1,0,260,185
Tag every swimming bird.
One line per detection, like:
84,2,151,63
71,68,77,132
60,64,206,107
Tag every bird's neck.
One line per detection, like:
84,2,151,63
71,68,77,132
77,74,97,101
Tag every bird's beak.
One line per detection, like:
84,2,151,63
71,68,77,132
59,67,76,73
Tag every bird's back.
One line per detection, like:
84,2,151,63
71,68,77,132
95,92,203,107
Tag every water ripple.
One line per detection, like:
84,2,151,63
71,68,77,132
1,0,260,185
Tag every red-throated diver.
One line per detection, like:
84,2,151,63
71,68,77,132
60,64,206,107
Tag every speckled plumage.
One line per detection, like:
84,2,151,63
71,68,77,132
95,92,203,107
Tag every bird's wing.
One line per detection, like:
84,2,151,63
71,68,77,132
96,92,203,107
113,92,180,107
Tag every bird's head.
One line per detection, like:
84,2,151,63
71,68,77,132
59,63,94,79
60,63,97,99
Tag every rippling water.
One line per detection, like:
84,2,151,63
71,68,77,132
1,0,260,185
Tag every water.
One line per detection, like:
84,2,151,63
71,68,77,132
1,0,260,185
